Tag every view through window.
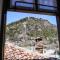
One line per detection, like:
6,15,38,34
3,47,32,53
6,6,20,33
4,11,59,60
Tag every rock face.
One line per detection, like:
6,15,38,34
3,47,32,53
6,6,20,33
6,17,58,49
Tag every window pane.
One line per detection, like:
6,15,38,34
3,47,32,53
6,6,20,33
10,0,34,6
15,2,33,8
38,0,57,7
38,0,57,11
4,11,59,60
39,5,57,11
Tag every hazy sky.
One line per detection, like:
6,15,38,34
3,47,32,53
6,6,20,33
7,11,57,25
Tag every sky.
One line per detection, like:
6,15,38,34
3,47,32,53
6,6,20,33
6,11,57,25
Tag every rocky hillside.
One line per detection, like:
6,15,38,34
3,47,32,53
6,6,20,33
6,17,58,49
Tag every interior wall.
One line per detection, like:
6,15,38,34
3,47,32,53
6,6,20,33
0,0,3,60
56,0,60,52
0,0,3,28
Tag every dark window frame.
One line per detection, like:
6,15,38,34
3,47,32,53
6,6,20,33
1,0,60,60
9,0,57,14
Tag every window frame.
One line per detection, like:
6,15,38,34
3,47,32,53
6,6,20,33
1,0,60,60
9,0,57,14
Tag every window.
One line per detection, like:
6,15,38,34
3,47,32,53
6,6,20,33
38,0,57,7
38,0,57,11
2,0,60,60
9,0,57,12
10,0,34,9
11,0,34,6
15,1,33,8
4,11,59,59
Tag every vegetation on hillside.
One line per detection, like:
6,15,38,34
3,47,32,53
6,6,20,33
6,17,58,49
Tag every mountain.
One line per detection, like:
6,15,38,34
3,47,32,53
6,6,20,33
6,17,58,49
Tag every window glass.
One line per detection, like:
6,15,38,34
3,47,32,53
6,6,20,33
10,0,34,6
4,11,59,60
10,0,57,12
39,5,57,11
38,0,57,11
16,2,33,8
38,0,57,7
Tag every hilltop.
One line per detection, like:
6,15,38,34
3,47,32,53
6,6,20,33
6,17,58,49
